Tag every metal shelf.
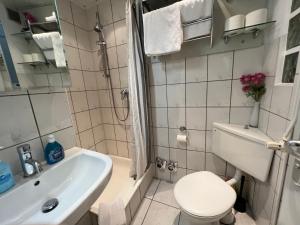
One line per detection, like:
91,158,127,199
223,21,276,43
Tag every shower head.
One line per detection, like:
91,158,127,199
94,11,103,33
94,23,102,32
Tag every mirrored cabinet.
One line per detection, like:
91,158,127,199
0,0,71,91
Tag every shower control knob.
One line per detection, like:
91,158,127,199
167,161,178,173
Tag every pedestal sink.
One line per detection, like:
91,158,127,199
0,147,112,225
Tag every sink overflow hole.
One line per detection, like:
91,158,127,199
34,180,40,186
42,198,59,213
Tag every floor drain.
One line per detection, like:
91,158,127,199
42,198,59,213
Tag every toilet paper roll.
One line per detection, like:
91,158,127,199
177,134,187,143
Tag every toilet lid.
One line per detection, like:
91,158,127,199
174,171,236,218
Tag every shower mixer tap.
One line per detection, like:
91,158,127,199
121,88,129,100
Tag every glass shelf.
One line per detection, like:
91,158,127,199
11,31,32,40
18,61,48,67
223,21,276,42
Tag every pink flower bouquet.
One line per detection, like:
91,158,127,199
240,73,266,102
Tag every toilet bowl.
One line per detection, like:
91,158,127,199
174,171,236,225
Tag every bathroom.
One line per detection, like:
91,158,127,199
0,0,299,224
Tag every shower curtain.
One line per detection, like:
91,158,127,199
127,0,151,180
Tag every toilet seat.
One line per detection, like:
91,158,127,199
174,171,236,219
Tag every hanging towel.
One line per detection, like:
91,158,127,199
143,2,183,56
180,0,214,23
98,198,127,225
32,32,66,68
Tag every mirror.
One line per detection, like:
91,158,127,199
0,0,70,91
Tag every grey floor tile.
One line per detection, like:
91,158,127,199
131,198,151,225
153,181,179,208
145,179,160,199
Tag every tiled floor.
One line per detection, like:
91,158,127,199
131,179,256,225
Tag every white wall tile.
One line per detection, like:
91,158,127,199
110,68,121,88
205,153,226,176
0,95,39,148
71,92,89,112
152,108,168,127
267,113,287,140
168,108,185,128
75,111,92,132
167,84,185,107
119,67,129,88
153,127,169,147
83,71,98,90
151,85,167,107
114,124,127,141
90,108,102,126
260,76,275,110
230,107,252,125
208,52,233,81
186,83,206,107
71,3,88,29
103,24,116,48
99,90,112,107
155,146,169,160
57,0,73,24
233,46,264,79
101,108,114,123
170,148,187,168
106,140,117,155
206,107,230,130
75,26,91,50
111,0,126,21
104,124,116,139
187,130,205,151
207,80,231,107
79,129,95,149
31,93,72,135
150,62,166,85
98,0,113,25
107,47,119,69
65,46,81,70
186,108,206,130
79,50,95,71
93,125,104,143
60,21,77,47
270,85,293,118
186,56,207,82
114,19,127,45
70,70,85,91
166,58,185,84
187,151,205,171
116,44,128,67
86,91,100,109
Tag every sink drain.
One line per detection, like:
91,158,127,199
42,198,59,213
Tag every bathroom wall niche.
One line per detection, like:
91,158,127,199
0,0,70,91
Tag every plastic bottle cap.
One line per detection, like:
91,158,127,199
48,135,56,143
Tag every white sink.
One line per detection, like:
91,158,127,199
0,147,112,225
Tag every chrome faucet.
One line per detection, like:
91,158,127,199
17,144,43,177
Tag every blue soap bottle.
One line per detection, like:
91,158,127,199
44,135,64,165
0,161,15,194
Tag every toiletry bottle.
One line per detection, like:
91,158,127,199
0,161,15,194
44,135,64,165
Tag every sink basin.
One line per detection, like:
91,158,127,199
0,147,112,225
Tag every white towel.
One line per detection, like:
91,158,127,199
180,0,214,23
32,32,66,68
98,198,127,225
143,2,183,56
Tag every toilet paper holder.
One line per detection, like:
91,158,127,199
179,126,186,132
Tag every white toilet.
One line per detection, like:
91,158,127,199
174,122,274,225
